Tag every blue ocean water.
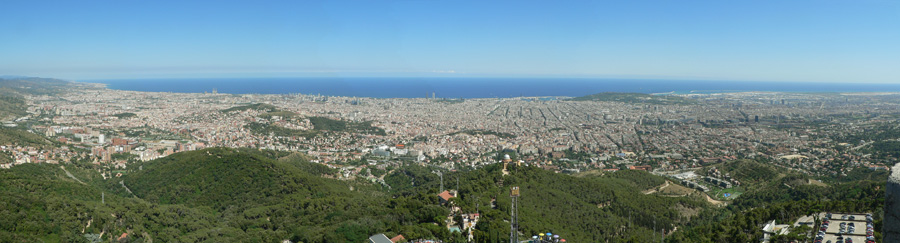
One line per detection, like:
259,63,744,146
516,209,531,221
84,77,900,98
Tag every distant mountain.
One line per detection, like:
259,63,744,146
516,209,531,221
0,76,74,96
0,77,76,122
0,75,33,79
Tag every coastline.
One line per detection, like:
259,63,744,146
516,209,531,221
77,77,900,98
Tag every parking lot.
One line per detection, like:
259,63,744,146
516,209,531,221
815,213,873,243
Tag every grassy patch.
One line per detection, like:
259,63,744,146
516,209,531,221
709,186,744,200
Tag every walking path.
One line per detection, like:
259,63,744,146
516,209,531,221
60,166,86,185
643,180,670,194
120,180,137,197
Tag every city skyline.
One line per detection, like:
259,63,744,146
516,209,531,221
2,0,899,83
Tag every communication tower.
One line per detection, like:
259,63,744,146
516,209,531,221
510,186,520,243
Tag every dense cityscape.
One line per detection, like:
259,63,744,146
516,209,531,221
1,78,897,242
9,83,900,179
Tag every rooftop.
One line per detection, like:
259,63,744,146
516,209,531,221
438,190,455,201
368,234,392,243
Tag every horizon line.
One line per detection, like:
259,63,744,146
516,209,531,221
70,76,900,86
5,74,900,85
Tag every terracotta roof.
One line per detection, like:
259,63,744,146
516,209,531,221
438,190,454,201
390,234,406,243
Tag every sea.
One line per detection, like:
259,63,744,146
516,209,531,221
83,77,900,99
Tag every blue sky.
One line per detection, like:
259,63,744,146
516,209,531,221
1,0,898,83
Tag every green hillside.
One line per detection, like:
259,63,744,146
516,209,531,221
0,148,460,242
117,148,460,242
121,147,350,210
221,103,279,113
0,126,53,146
0,96,27,120
308,116,386,135
244,122,319,138
4,146,880,243
111,112,137,119
278,152,337,176
0,146,713,242
668,160,886,242
0,163,246,242
447,129,516,139
385,164,708,242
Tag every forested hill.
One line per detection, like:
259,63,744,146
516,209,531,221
0,95,27,120
667,160,887,242
385,164,710,242
1,146,716,242
120,147,350,210
2,145,884,243
3,148,456,242
124,148,711,242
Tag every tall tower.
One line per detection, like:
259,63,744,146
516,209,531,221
510,186,520,243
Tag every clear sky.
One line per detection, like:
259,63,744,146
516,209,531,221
1,0,898,83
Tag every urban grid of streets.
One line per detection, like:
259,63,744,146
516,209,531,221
5,83,900,183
